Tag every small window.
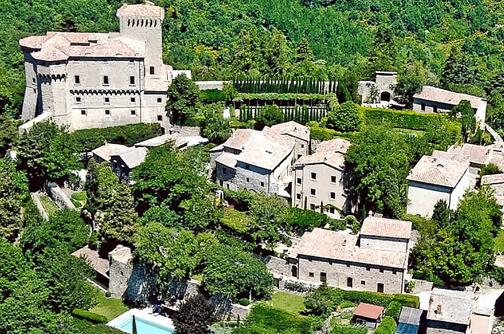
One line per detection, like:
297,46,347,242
260,182,265,187
301,144,305,148
131,97,136,103
157,115,163,121
297,177,302,185
104,97,110,104
393,270,397,275
361,280,366,285
433,106,438,113
329,207,335,214
377,283,384,293
366,266,370,271
129,76,135,85
103,76,109,85
32,77,36,84
346,264,350,268
105,109,110,115
421,103,426,111
157,97,162,103
149,66,155,75
75,75,80,84
296,193,301,200
331,176,336,183
347,277,353,288
311,172,317,180
222,167,227,174
320,272,327,283
75,97,81,103
81,110,86,116
379,268,384,273
131,110,136,116
330,192,336,199
310,204,316,210
246,178,250,182
309,272,314,278
310,188,316,196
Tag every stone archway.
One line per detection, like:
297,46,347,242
380,91,391,102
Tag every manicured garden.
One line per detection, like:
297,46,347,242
89,288,129,321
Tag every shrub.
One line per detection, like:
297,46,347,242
385,301,402,321
331,324,367,334
71,191,87,202
327,101,361,132
284,208,330,233
284,280,313,293
338,300,356,309
239,298,251,306
362,107,452,130
338,289,419,308
200,89,227,103
70,123,163,152
72,309,108,324
375,316,397,334
481,163,502,177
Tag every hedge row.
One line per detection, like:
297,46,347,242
200,89,227,103
375,316,397,334
308,123,356,141
233,77,337,94
361,107,456,131
70,123,163,152
338,289,419,308
234,93,335,102
72,309,108,324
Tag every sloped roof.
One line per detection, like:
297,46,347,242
413,86,484,109
116,2,165,18
72,246,109,279
112,147,148,169
264,121,310,142
291,228,407,269
399,307,423,325
294,138,350,170
482,173,504,186
407,155,469,188
92,143,130,162
353,303,384,320
448,143,489,165
427,288,476,325
360,216,412,240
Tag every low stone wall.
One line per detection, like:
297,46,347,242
47,183,76,210
30,192,49,220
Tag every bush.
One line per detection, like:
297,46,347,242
481,163,502,177
331,324,367,334
71,191,87,202
70,123,163,152
239,298,251,306
327,101,361,132
72,309,108,324
200,89,227,103
284,208,330,233
284,281,313,293
385,301,402,321
375,316,397,334
362,107,454,130
339,289,419,308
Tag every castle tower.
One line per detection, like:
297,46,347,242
116,1,165,82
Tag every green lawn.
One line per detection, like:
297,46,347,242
495,230,504,253
39,194,59,216
266,291,306,314
220,207,253,233
90,288,128,321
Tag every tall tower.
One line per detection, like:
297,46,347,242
116,2,165,81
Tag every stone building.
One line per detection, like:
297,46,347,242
270,217,412,294
292,138,351,218
110,146,148,183
352,303,385,329
426,289,476,334
358,71,398,106
412,86,487,128
91,143,130,163
211,122,309,199
407,154,473,217
19,2,189,132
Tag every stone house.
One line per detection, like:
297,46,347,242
271,217,412,294
19,2,190,132
263,121,310,160
292,138,351,218
110,146,148,183
358,71,398,106
352,303,385,329
211,122,309,199
91,143,130,163
426,289,476,334
412,86,486,127
407,155,473,217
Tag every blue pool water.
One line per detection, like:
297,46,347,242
113,315,174,334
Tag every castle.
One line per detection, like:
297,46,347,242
19,2,189,131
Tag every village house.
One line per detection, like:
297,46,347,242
292,138,351,218
407,154,473,217
358,71,398,107
91,143,130,164
397,306,423,334
210,122,309,199
19,2,190,132
413,86,486,127
268,216,412,294
426,289,476,334
110,146,148,183
352,303,385,329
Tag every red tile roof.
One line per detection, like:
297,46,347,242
353,303,385,320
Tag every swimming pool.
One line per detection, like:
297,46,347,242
108,309,175,334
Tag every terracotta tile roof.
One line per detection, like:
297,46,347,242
353,303,384,320
264,121,310,142
427,288,476,325
72,246,109,278
448,143,489,165
407,155,469,188
413,86,484,109
116,2,165,18
294,138,350,170
360,216,412,239
292,228,407,269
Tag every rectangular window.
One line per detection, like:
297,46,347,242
366,266,370,271
75,97,81,103
311,172,316,180
433,106,438,113
379,268,384,273
301,144,305,148
104,97,110,104
330,192,336,199
32,77,36,84
131,110,136,116
75,75,80,84
310,188,316,196
320,272,327,283
331,176,337,183
157,115,163,121
222,167,227,174
297,177,302,185
246,178,250,182
421,103,426,111
105,109,110,115
131,97,136,103
149,66,155,75
329,207,335,214
347,277,353,288
310,204,316,210
260,182,265,187
361,280,366,285
103,76,109,85
129,76,135,85
81,110,86,116
157,97,162,103
309,272,314,278
377,283,384,293
296,193,301,200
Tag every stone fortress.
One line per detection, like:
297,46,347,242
19,1,189,131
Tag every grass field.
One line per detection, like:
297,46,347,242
266,291,306,314
90,288,129,321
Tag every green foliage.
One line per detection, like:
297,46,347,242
167,74,201,125
327,101,361,132
139,205,181,228
283,208,331,233
173,294,215,334
330,324,367,334
0,157,28,239
394,61,428,105
450,100,476,141
248,193,288,247
374,316,397,334
480,163,502,177
233,304,315,334
0,115,20,155
221,207,253,233
85,160,138,243
234,93,332,102
239,298,251,306
385,301,402,321
432,200,451,228
70,123,163,152
255,105,284,129
72,309,108,324
200,89,227,103
200,102,232,143
202,244,273,299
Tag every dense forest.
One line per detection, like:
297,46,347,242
1,0,503,117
